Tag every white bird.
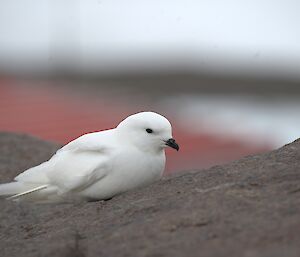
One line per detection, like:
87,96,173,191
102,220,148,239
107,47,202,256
0,112,179,203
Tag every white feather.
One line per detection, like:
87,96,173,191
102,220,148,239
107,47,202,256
0,112,176,203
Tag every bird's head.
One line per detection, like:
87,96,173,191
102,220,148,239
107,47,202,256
116,111,179,153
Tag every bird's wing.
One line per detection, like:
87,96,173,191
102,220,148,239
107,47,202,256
49,150,112,193
15,130,116,193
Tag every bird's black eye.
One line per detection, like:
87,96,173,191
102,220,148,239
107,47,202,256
146,128,153,134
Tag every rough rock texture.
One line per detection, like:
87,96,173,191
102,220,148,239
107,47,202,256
0,132,299,257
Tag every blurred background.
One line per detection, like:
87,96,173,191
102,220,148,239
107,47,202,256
0,0,300,173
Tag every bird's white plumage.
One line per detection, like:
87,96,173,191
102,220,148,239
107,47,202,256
0,112,176,203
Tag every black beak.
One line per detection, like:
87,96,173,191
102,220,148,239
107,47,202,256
165,138,179,151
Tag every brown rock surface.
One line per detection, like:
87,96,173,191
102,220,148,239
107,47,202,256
0,132,299,257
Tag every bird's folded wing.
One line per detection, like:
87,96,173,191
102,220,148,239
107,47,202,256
15,131,114,193
54,160,109,193
15,151,111,193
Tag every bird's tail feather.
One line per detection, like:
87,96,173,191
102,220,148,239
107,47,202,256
7,185,48,200
0,182,48,200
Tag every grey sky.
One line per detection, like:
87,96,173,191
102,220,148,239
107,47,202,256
0,0,299,77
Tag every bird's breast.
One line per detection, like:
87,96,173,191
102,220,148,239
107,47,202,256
113,149,165,187
80,148,165,200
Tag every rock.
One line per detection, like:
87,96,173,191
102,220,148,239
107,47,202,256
0,132,299,257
